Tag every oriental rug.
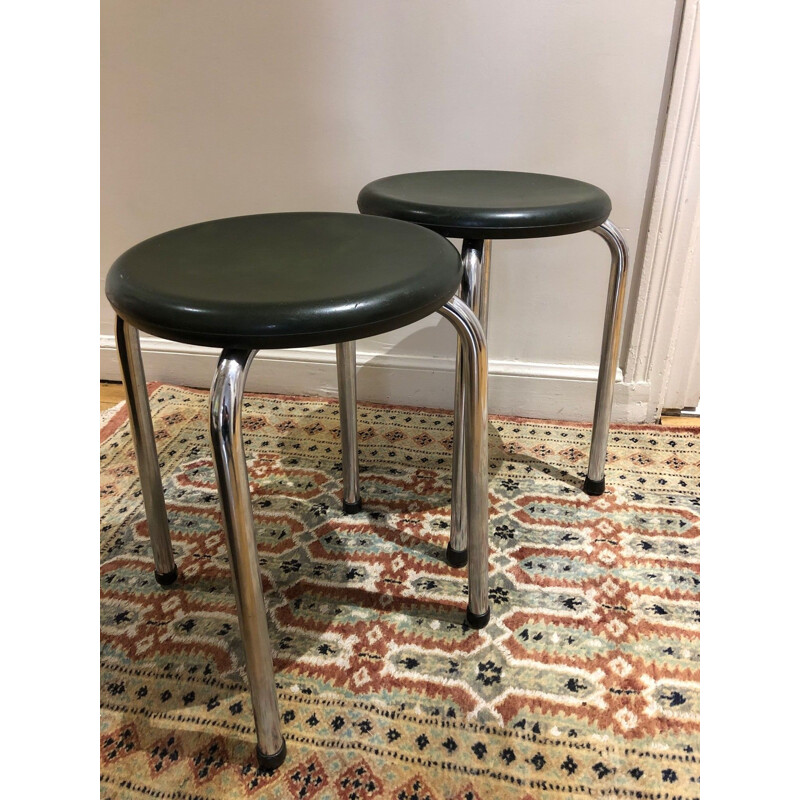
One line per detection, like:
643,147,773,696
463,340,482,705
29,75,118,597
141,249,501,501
100,383,700,799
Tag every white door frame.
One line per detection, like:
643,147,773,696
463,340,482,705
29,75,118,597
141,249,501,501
623,0,700,419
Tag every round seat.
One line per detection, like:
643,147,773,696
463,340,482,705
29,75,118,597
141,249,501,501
357,170,612,239
106,212,462,349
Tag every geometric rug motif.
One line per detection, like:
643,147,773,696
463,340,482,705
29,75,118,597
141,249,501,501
100,383,699,799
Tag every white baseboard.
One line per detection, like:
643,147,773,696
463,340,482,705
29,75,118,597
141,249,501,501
100,335,650,423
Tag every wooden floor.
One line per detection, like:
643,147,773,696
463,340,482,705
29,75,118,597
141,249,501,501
100,381,127,412
100,381,698,427
656,414,700,429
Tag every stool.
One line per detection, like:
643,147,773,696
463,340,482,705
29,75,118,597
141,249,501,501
351,170,629,564
105,212,490,770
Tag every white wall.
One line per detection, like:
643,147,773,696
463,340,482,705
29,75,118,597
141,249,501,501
101,0,681,420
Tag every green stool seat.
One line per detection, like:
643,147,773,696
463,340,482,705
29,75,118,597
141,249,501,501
357,170,612,239
106,212,461,349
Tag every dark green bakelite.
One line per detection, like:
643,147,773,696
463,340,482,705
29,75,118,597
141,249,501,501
357,170,612,239
106,212,462,349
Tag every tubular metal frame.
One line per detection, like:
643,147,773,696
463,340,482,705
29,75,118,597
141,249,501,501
115,295,489,768
583,220,629,494
448,221,628,499
209,349,286,769
116,316,177,584
449,239,492,563
336,340,362,514
438,296,489,625
335,218,629,564
334,298,490,620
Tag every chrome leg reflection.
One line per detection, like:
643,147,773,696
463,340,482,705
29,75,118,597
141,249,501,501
449,239,491,567
439,297,490,628
115,316,177,584
336,341,361,513
210,349,286,769
584,220,629,495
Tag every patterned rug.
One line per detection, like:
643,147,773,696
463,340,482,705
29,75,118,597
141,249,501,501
100,383,700,799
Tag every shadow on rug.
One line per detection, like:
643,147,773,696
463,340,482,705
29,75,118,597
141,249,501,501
100,384,699,799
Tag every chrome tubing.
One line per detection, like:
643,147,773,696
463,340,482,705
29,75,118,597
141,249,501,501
449,239,492,566
584,220,630,495
209,349,286,769
439,296,490,628
115,316,177,584
336,341,361,514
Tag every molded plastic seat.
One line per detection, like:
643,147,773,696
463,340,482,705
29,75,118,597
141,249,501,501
106,212,462,349
357,170,612,239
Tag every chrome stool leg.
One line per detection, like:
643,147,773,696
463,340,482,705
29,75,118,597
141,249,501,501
439,297,490,628
448,239,491,567
115,316,177,585
336,341,361,513
210,349,286,770
584,219,630,495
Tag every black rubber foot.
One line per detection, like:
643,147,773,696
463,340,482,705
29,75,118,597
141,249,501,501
583,476,606,496
466,607,491,629
257,738,287,771
446,544,468,568
154,565,178,586
343,499,362,515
